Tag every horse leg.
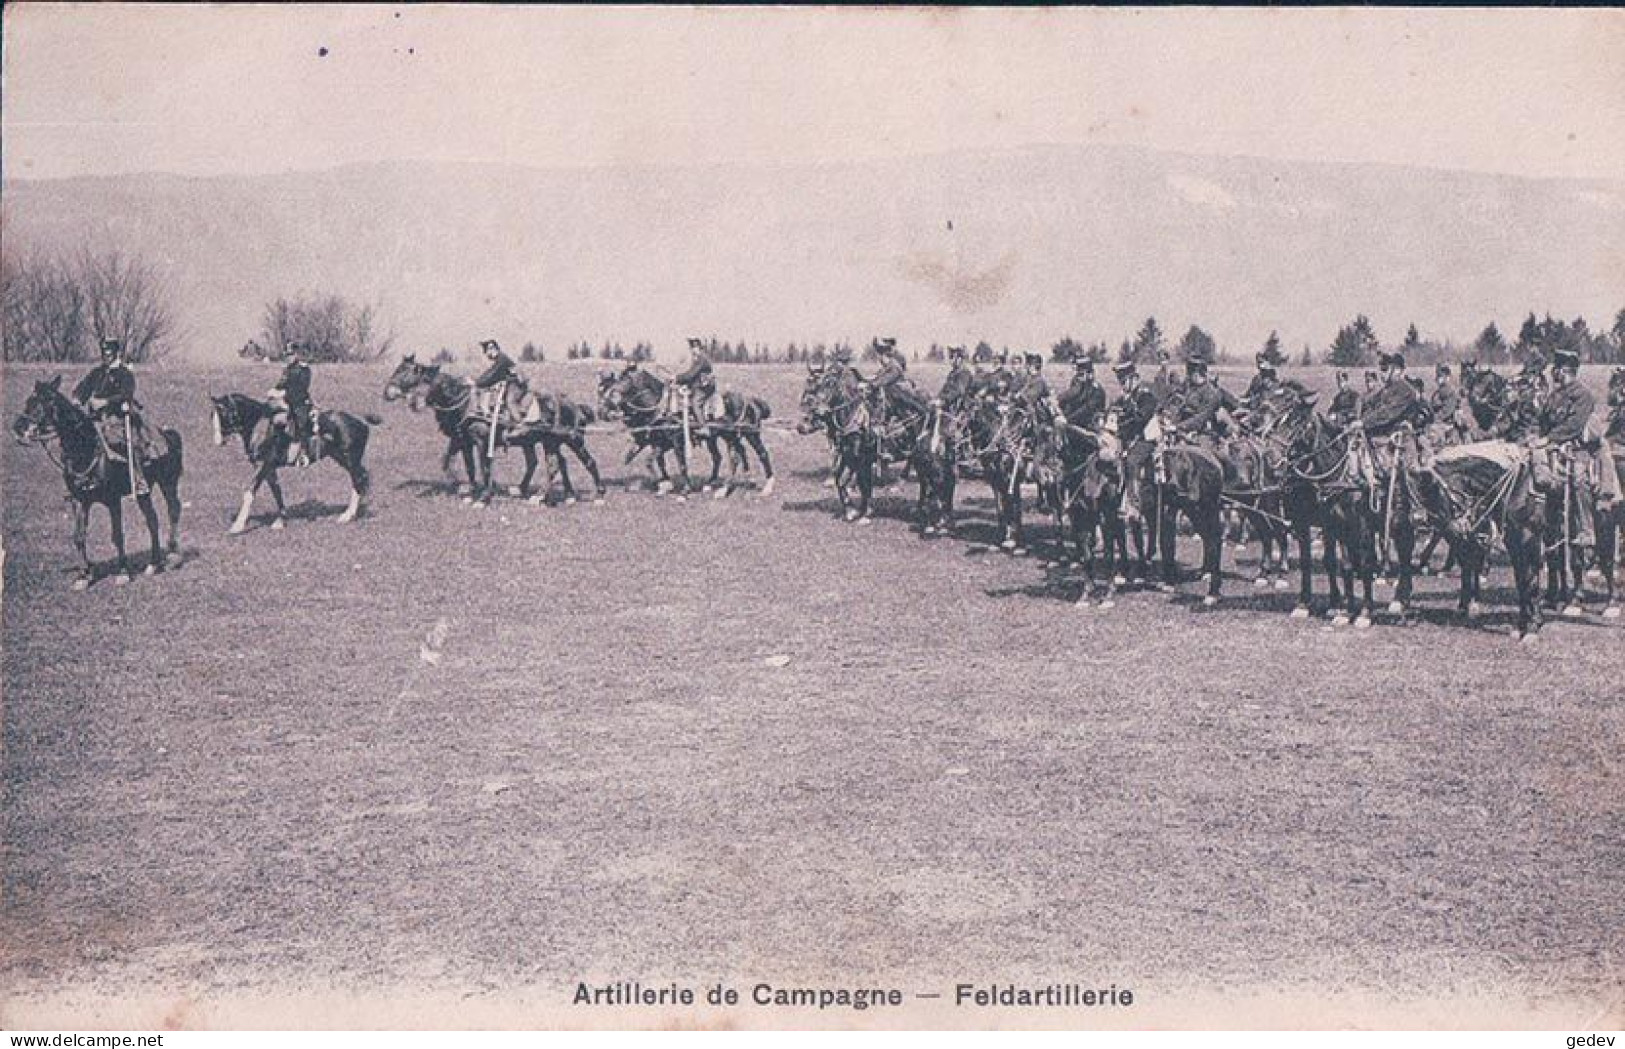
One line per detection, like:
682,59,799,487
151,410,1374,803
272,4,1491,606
1354,520,1376,627
69,501,93,589
336,458,365,524
1291,516,1315,618
137,493,163,574
700,437,722,493
1600,515,1620,617
746,431,775,496
856,448,875,523
229,460,273,534
1199,506,1223,606
1389,516,1416,615
1157,498,1180,591
441,438,465,495
556,451,578,505
159,476,183,562
571,438,607,502
514,445,539,501
265,470,288,529
107,500,133,584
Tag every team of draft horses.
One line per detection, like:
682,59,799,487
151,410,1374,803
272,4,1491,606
12,333,1624,637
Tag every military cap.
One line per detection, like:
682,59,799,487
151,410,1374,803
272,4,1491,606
1336,369,1349,383
1377,350,1405,369
479,339,501,354
1435,362,1451,376
1112,361,1137,378
1520,356,1546,375
947,345,967,359
830,346,853,363
1255,352,1277,370
1024,352,1043,367
875,337,897,352
99,337,124,356
1074,355,1096,371
1552,347,1581,370
686,337,704,350
1185,358,1209,375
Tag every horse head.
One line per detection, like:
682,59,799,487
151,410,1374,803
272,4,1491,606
13,376,68,444
383,355,434,403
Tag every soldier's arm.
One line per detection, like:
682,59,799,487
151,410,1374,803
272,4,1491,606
1547,389,1595,444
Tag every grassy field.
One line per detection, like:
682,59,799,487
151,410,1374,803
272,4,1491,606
2,361,1621,1029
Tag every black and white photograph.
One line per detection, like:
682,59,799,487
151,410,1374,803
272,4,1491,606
2,3,1622,1031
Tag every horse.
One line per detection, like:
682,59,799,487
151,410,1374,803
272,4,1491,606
597,368,774,499
798,363,946,527
1590,372,1625,617
1217,398,1298,591
1407,440,1551,639
12,376,183,588
209,391,380,533
1030,399,1125,607
512,389,609,505
963,393,1039,553
1143,421,1227,606
383,357,574,506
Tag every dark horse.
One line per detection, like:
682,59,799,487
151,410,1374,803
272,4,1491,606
597,368,776,499
964,394,1039,553
383,357,605,506
13,377,183,588
1031,400,1125,607
797,363,949,527
1144,421,1227,606
1587,370,1625,618
210,392,380,532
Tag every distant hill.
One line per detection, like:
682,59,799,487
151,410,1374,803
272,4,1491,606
4,144,1622,363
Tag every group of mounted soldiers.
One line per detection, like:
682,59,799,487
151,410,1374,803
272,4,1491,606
795,331,1623,630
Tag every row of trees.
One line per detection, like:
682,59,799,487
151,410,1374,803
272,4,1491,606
1,247,177,363
1326,310,1625,368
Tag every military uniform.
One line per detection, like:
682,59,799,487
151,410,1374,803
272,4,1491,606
1057,370,1107,431
75,342,154,492
274,356,315,463
939,357,974,408
1012,357,1050,411
1172,380,1226,444
1242,367,1280,412
1430,374,1461,426
1114,368,1160,520
1358,376,1423,439
1539,373,1600,547
868,343,926,418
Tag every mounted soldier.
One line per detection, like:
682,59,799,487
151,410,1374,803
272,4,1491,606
1168,356,1227,450
1430,362,1462,425
1149,348,1183,409
1057,353,1107,432
1536,347,1601,554
73,337,154,495
1354,350,1423,441
674,337,723,432
863,337,928,422
1113,360,1160,523
987,349,1016,400
1327,369,1361,431
474,338,523,417
938,345,974,409
1011,352,1050,411
1242,352,1281,413
268,341,317,466
1498,356,1547,440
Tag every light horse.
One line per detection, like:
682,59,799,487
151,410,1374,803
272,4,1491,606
13,376,184,588
209,391,380,533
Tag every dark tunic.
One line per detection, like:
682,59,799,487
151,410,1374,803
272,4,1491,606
939,364,974,406
475,351,519,389
73,362,137,415
1358,376,1423,438
1058,376,1107,430
1539,381,1595,444
1173,382,1226,437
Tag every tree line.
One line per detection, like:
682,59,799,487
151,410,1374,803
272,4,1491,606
7,244,1623,369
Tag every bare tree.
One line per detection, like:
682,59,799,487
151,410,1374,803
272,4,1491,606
2,244,175,363
259,293,394,363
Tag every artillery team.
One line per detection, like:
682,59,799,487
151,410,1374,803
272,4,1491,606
11,332,1624,637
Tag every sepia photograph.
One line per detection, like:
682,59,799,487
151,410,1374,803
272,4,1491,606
2,3,1622,1032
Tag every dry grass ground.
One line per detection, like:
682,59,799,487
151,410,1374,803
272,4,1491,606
2,361,1621,1028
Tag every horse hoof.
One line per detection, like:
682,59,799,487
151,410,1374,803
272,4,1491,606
760,478,777,497
71,577,90,591
227,524,246,536
143,564,158,577
999,539,1016,551
922,525,937,536
1290,606,1310,619
1562,605,1586,618
858,515,874,526
1097,599,1116,611
1602,605,1621,619
844,510,859,522
1468,601,1483,619
712,487,728,501
1112,575,1127,587
1074,598,1093,610
461,496,474,505
1273,579,1291,591
1252,577,1270,589
674,494,688,503
336,513,355,524
1584,567,1603,583
1386,600,1405,615
1155,582,1174,594
507,486,523,498
593,496,606,505
1355,615,1372,629
700,484,713,494
564,497,578,507
1331,614,1350,627
114,573,131,587
1012,548,1028,558
1520,631,1540,644
1201,595,1219,608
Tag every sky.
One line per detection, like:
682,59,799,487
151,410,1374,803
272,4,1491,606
4,4,1624,183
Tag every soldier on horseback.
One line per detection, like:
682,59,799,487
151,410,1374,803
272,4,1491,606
1169,357,1228,449
1242,352,1280,413
1113,361,1159,523
1057,354,1107,431
1536,347,1604,550
74,337,155,495
1328,370,1361,431
938,345,974,408
1012,352,1051,410
863,337,928,421
269,341,316,466
1431,363,1462,424
1353,350,1423,440
675,337,726,432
